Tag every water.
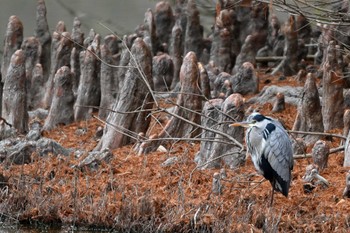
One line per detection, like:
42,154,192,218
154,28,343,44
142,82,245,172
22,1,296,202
0,0,160,54
0,0,217,55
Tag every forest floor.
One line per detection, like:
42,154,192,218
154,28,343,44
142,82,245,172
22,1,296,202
1,70,350,232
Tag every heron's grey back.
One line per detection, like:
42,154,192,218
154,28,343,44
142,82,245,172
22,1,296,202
263,124,294,183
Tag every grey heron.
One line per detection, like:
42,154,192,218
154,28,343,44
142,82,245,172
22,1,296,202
231,112,294,206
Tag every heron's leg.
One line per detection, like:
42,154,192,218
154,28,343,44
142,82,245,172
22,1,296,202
270,180,275,207
270,186,274,206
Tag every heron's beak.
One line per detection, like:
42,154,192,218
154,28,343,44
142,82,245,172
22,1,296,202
230,121,251,128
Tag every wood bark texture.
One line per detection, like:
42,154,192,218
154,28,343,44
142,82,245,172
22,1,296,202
95,38,154,151
2,50,28,134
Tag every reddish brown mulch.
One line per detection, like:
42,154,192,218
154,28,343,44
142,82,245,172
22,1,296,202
0,72,349,232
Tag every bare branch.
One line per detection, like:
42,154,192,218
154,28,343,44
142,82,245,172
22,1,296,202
161,107,244,149
293,145,344,159
288,130,347,140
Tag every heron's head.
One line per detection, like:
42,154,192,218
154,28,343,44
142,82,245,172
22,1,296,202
230,112,270,129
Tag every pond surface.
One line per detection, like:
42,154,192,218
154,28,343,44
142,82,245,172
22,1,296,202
0,0,216,55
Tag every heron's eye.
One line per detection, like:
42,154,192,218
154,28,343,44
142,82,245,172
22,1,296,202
251,120,256,124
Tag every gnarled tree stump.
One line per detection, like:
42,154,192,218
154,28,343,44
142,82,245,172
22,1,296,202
257,14,283,64
198,62,211,100
196,94,245,169
34,0,51,79
344,109,350,137
343,171,350,198
83,29,95,48
143,8,160,55
155,1,175,46
344,128,350,167
322,41,344,131
185,0,203,60
233,35,256,73
135,51,202,154
42,30,72,109
210,8,237,73
71,17,84,94
211,72,233,99
152,53,174,91
74,35,101,121
1,15,23,84
98,35,120,119
194,98,223,166
272,15,298,76
43,66,74,130
21,37,41,82
169,23,183,90
312,140,329,171
29,64,45,110
248,1,269,53
296,15,311,61
314,24,333,66
2,50,28,134
231,62,258,95
115,38,131,101
95,38,154,151
21,37,41,109
272,92,285,113
292,73,324,145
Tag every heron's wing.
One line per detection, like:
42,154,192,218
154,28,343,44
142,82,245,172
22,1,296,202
263,126,294,182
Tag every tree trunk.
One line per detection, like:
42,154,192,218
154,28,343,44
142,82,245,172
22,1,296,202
42,30,72,109
343,171,350,197
21,37,41,110
322,41,344,131
314,24,333,66
144,8,160,55
136,51,202,154
29,64,45,110
1,15,23,83
292,73,324,145
98,35,120,120
343,109,350,137
152,53,174,91
43,66,74,130
272,15,298,76
95,38,154,151
70,17,84,94
210,8,237,73
34,0,51,79
185,0,203,60
83,29,95,48
169,23,183,90
231,62,258,95
248,2,269,53
194,98,223,166
311,140,329,171
200,94,245,169
74,35,101,121
344,129,350,167
233,35,256,73
212,72,233,99
198,62,211,100
272,92,285,113
2,50,28,134
155,1,175,46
